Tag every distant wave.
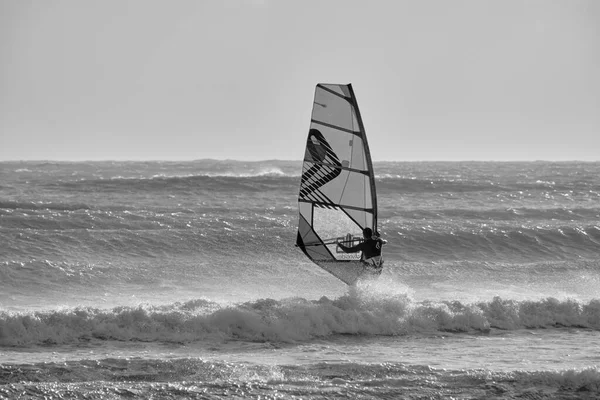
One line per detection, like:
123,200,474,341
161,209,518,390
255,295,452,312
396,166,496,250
2,211,599,262
35,174,600,197
0,259,127,289
385,206,600,221
1,295,599,347
51,174,600,194
386,224,600,261
377,176,600,194
5,159,599,196
109,168,292,179
50,174,299,194
0,200,90,212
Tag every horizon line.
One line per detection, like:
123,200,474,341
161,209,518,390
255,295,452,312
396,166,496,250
1,158,599,163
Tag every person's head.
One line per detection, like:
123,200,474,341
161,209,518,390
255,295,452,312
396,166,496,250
362,228,373,239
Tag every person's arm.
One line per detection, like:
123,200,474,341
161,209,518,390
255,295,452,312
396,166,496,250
338,241,364,253
373,232,387,245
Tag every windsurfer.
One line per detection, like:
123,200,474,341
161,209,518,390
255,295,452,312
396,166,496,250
337,228,386,268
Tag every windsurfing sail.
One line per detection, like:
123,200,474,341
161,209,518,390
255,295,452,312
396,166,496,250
296,83,379,285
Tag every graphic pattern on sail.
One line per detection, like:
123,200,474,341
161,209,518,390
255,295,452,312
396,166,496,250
296,83,378,285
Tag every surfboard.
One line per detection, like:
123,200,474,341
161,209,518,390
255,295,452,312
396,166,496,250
295,83,382,285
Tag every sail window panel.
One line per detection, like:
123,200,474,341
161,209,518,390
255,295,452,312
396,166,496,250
313,207,359,241
307,123,367,172
312,89,357,133
311,207,363,262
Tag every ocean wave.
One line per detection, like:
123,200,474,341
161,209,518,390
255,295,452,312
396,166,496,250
0,359,598,397
6,159,597,201
377,176,600,193
2,214,599,263
106,167,292,180
51,174,299,194
4,159,599,184
388,224,600,261
36,174,600,201
384,206,600,221
0,259,123,290
1,295,599,347
0,200,90,212
0,359,597,400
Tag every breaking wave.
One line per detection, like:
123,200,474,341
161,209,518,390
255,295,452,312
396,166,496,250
2,294,600,347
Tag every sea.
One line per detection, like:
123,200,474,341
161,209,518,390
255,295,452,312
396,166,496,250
1,159,599,399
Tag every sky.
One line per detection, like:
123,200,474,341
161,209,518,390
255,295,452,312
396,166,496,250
1,0,599,161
